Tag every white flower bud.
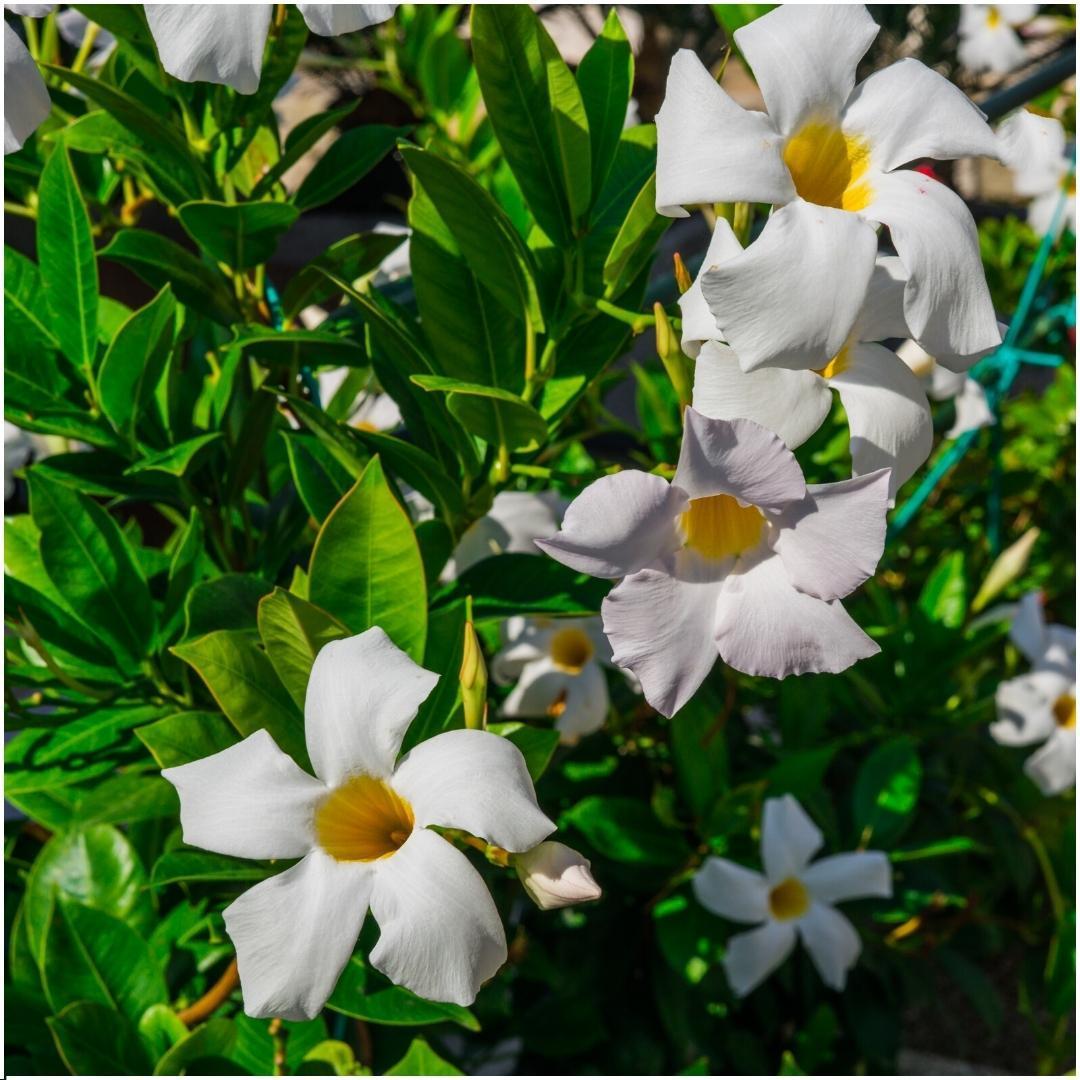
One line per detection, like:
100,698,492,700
515,841,601,911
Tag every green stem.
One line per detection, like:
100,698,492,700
4,201,37,220
593,298,655,334
69,22,100,74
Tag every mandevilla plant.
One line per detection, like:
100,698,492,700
4,3,1076,1077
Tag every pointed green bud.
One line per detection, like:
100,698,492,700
653,302,694,409
460,610,488,731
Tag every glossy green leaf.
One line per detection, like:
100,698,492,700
48,1002,153,1076
281,429,355,522
150,850,279,887
5,245,59,354
602,172,668,296
229,325,365,367
294,124,406,211
135,709,238,768
488,721,560,781
182,573,269,639
564,796,690,868
126,432,223,477
152,1018,237,1076
178,200,299,270
402,600,466,754
853,737,922,847
76,773,179,824
412,375,548,451
918,550,968,629
251,101,358,198
386,1038,463,1076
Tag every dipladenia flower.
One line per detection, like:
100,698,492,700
536,409,889,717
4,9,51,155
999,110,1076,238
693,795,891,996
515,841,602,911
656,4,1001,363
958,5,1037,74
145,4,397,95
990,592,1076,796
163,627,555,1016
896,339,995,440
447,491,566,579
493,616,633,743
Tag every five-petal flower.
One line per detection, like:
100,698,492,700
999,109,1076,238
958,4,1038,74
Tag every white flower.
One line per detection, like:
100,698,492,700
315,369,404,434
5,421,34,500
4,14,50,155
145,4,397,95
896,339,995,440
656,4,1001,363
998,110,1076,238
536,409,889,717
446,490,566,579
958,5,1037,75
693,795,891,996
162,627,555,1017
371,222,412,284
515,841,602,911
493,615,631,743
990,592,1076,796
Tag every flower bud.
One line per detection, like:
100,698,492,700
460,615,488,731
515,841,602,911
653,302,694,409
972,526,1040,613
672,252,692,295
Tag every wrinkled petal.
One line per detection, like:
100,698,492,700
224,849,373,1020
675,408,806,512
554,662,610,741
692,341,833,451
679,218,744,356
699,200,879,373
864,170,1001,359
4,22,50,155
693,857,770,924
762,794,824,881
734,3,879,134
843,59,999,172
723,920,797,997
369,828,506,1006
536,470,686,579
802,851,892,904
162,729,326,860
853,256,912,343
655,48,792,216
946,378,994,439
797,902,861,991
602,552,724,719
827,343,933,499
770,470,890,601
991,671,1066,746
297,3,396,36
305,628,439,786
715,549,879,678
499,655,570,716
145,4,271,95
1024,727,1076,796
392,729,555,852
516,840,601,910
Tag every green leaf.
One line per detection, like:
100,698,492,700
766,747,837,802
138,1004,188,1063
386,1038,462,1076
294,125,406,212
890,836,985,862
564,796,690,868
257,588,349,710
281,430,354,522
918,550,967,629
153,1018,237,1076
308,456,428,661
670,689,728,819
539,20,591,226
852,737,922,847
43,900,167,1021
135,709,238,768
251,101,358,198
576,8,634,198
48,1002,153,1076
5,245,59,353
229,325,365,367
126,432,223,477
470,5,572,244
76,773,179,824
172,630,308,766
37,145,98,375
178,200,299,270
602,172,668,296
28,469,155,671
151,850,278,887
412,374,548,451
97,284,177,445
402,601,466,754
183,573,269,639
487,722,560,781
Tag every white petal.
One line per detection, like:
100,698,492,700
925,360,968,400
145,4,270,95
351,392,402,431
225,849,374,1020
827,343,933,500
692,341,833,451
297,3,396,36
802,851,892,904
946,378,995,439
4,22,50,155
492,627,549,686
515,841,601,910
369,828,506,1006
1026,189,1071,239
863,170,1002,359
842,59,999,173
162,730,326,860
602,552,724,719
56,8,116,51
675,409,806,512
678,219,744,357
999,111,1068,195
500,656,570,716
715,549,879,678
770,470,890,601
693,857,770,924
305,628,439,786
554,662,610,741
449,491,564,576
990,671,1063,746
999,5,1038,22
6,5,55,16
1024,727,1076,796
854,256,912,343
391,729,555,853
761,794,823,881
535,470,686,579
959,17,1027,74
734,4,879,135
655,49,792,216
796,902,861,991
1010,590,1048,664
723,920,797,997
699,200,879,373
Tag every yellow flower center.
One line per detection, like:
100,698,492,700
783,119,874,212
1053,693,1076,729
986,6,1002,28
768,877,811,921
315,775,414,862
550,627,594,674
815,344,852,381
681,494,764,561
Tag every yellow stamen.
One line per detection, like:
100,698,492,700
315,775,414,862
550,628,594,674
681,494,764,561
816,344,852,381
783,119,874,212
768,877,811,921
547,689,569,719
1053,693,1076,729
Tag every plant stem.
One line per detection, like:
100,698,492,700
69,22,100,74
177,958,239,1027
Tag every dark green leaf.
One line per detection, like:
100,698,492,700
294,125,406,212
412,374,548,451
602,171,668,297
47,1002,152,1076
852,738,922,847
151,850,279,887
178,200,299,270
135,709,238,768
564,796,690,867
126,432,223,477
488,721,560,781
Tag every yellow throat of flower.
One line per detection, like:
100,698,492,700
783,119,874,212
1053,693,1076,730
816,344,852,381
681,493,764,561
316,775,414,862
769,877,811,921
986,6,1003,28
550,627,594,674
